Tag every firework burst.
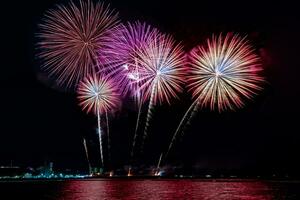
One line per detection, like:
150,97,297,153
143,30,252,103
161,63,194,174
78,75,119,114
77,74,120,167
165,33,264,160
136,33,186,153
188,33,264,111
136,34,187,105
37,0,119,89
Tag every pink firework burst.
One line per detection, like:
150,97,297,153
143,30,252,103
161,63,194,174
37,0,119,89
136,33,187,105
188,33,264,111
77,74,120,115
101,21,160,97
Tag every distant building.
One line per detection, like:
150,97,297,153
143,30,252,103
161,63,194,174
35,161,54,177
0,166,25,177
91,167,103,175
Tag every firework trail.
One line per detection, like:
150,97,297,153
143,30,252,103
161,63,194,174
135,33,186,153
78,74,119,167
164,33,264,160
164,99,199,159
156,153,163,170
130,98,142,158
129,58,143,159
154,153,164,176
83,138,92,174
140,84,156,153
96,107,104,167
101,22,160,157
37,0,119,89
105,110,111,163
130,57,146,159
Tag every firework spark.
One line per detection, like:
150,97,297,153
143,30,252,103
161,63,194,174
77,74,120,167
105,111,111,163
136,33,186,153
37,0,119,89
165,33,264,159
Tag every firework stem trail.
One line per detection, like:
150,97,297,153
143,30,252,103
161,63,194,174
157,153,163,170
83,138,92,174
130,57,143,158
97,107,104,168
140,83,156,153
105,110,111,163
164,99,199,160
131,99,143,158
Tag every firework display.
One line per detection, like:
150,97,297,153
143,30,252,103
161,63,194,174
36,0,266,172
37,0,119,89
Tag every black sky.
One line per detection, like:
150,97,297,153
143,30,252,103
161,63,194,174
1,0,300,174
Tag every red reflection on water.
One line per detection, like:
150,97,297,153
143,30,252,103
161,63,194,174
60,180,276,200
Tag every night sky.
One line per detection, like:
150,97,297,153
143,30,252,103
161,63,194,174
1,0,300,174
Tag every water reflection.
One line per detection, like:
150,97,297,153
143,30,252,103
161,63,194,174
2,179,299,199
60,180,281,200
